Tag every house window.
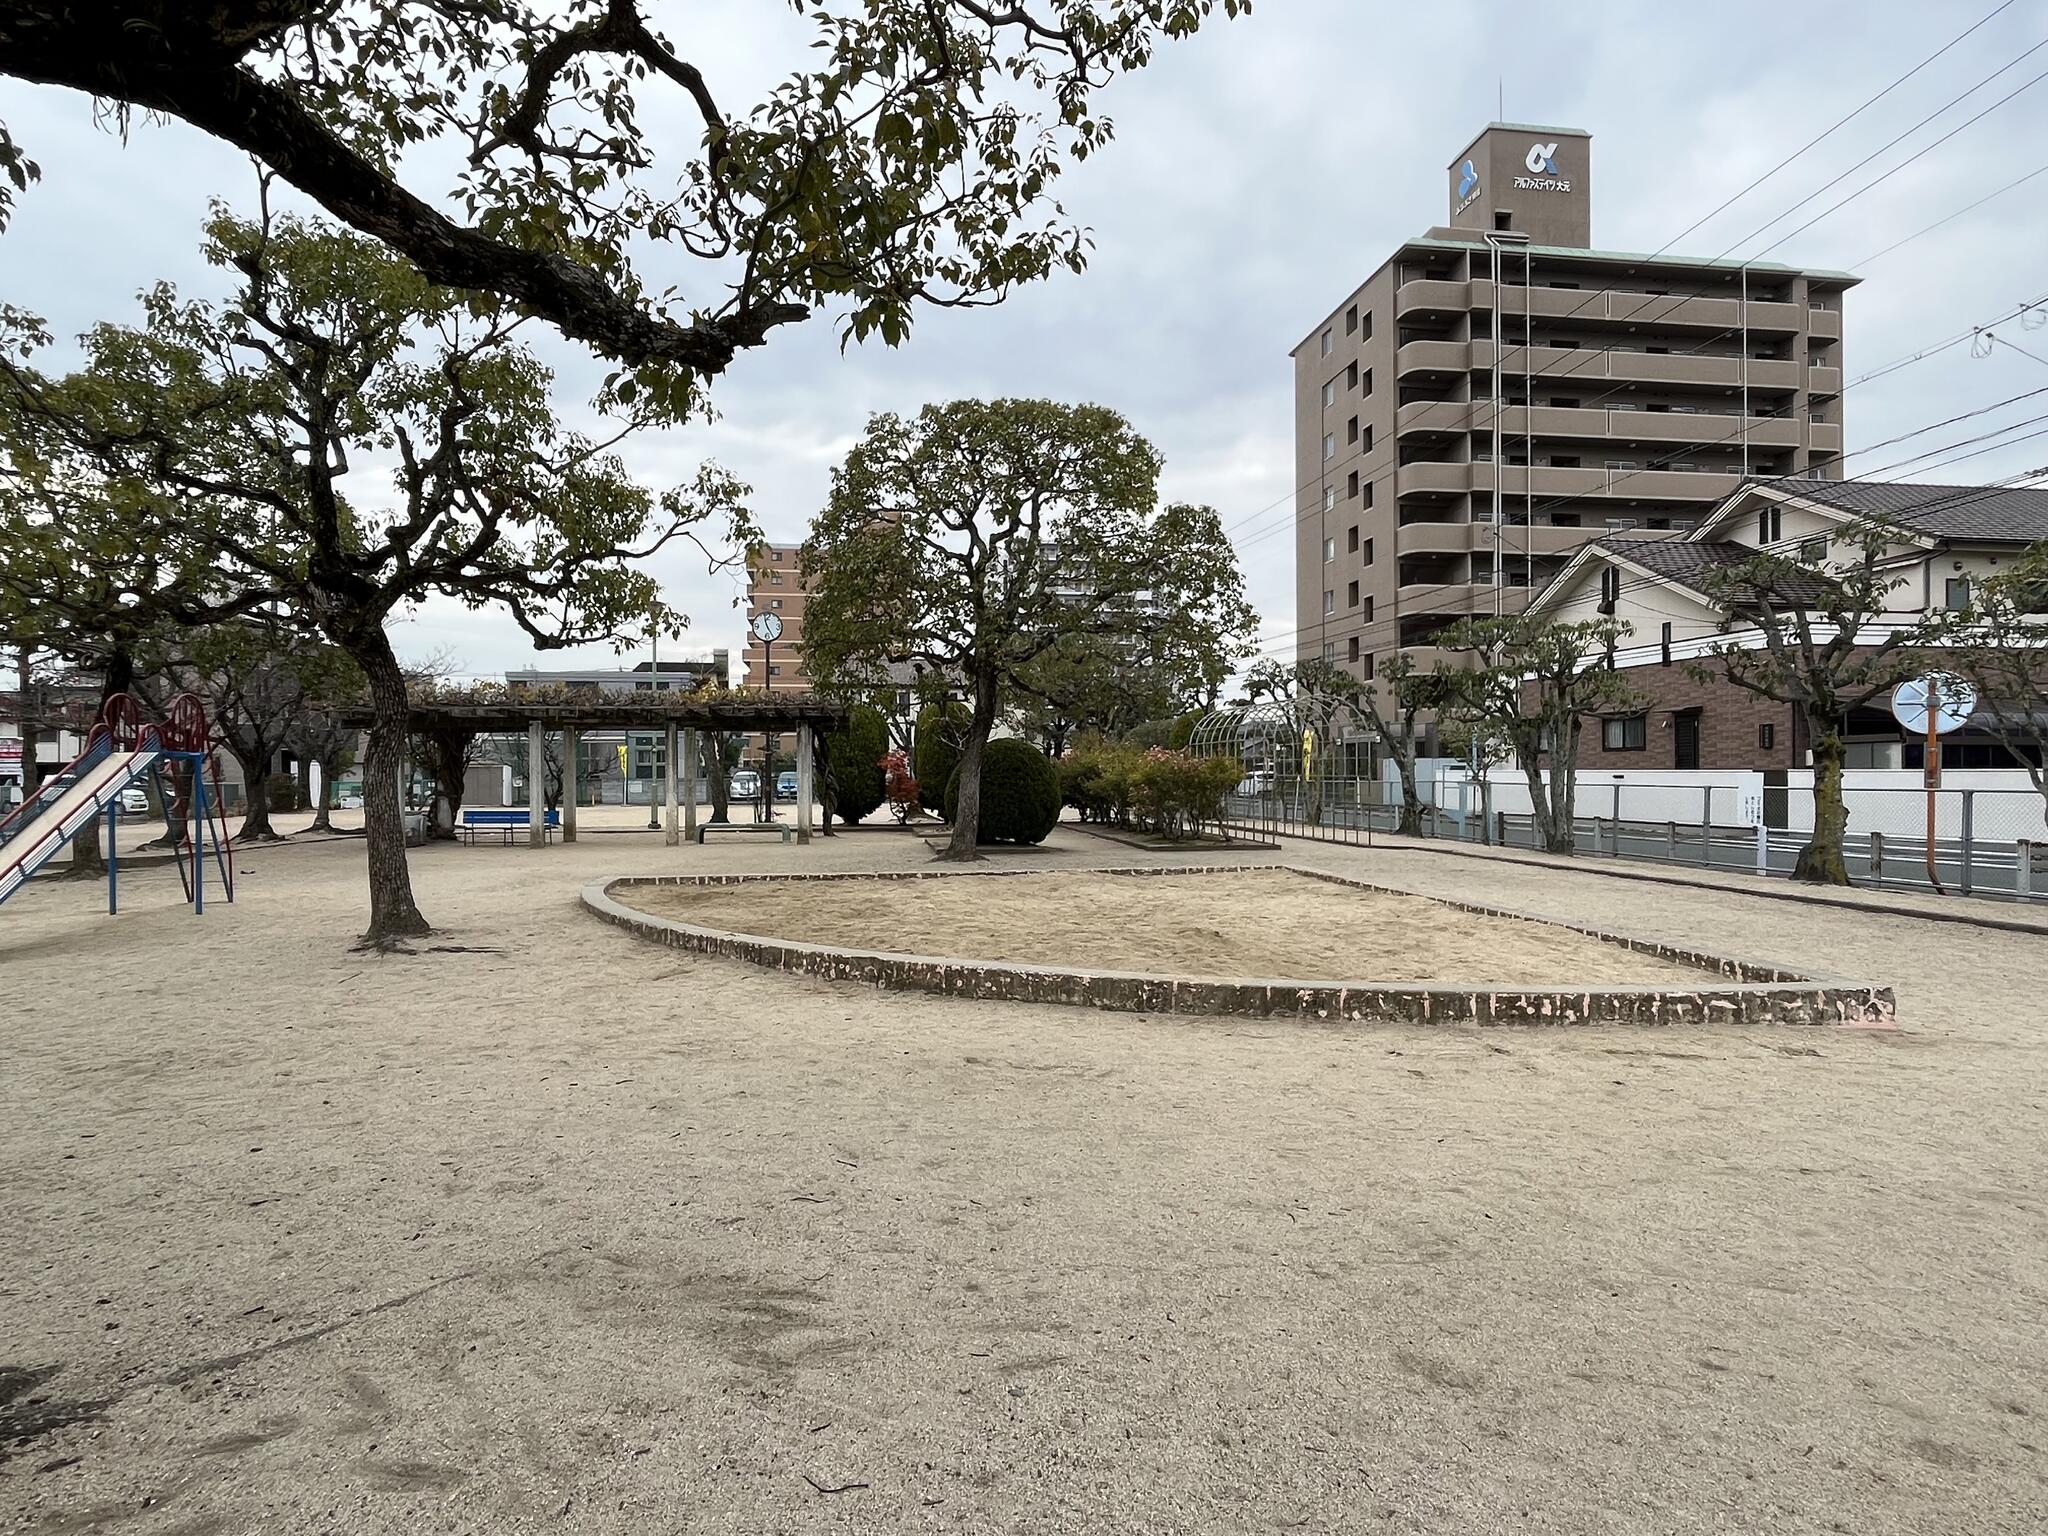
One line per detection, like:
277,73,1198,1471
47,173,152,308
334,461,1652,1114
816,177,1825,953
1759,723,1777,749
1757,506,1782,544
1324,589,1336,615
1800,536,1827,563
1321,380,1335,408
1946,576,1973,611
1347,416,1359,445
1323,433,1336,462
1347,525,1360,553
1323,537,1336,563
1345,304,1359,335
1347,580,1360,608
1320,329,1333,357
1660,621,1672,666
1348,636,1361,662
1598,567,1621,614
1602,715,1647,751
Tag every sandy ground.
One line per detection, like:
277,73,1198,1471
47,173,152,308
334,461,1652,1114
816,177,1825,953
2,806,2045,1534
631,867,1704,985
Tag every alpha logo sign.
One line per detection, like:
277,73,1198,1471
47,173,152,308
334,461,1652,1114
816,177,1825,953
1515,141,1571,193
1454,157,1482,215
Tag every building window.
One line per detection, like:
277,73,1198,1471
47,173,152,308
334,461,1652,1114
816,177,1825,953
770,571,784,584
1346,361,1358,390
1320,329,1333,357
1363,537,1374,565
1362,311,1373,342
769,665,781,677
1759,723,1777,750
1324,589,1336,615
1347,580,1360,608
1757,506,1782,544
1598,567,1621,614
1345,304,1359,335
1494,210,1512,231
1347,470,1359,499
1323,537,1336,563
1363,651,1376,680
1361,367,1373,397
1323,433,1336,462
1800,536,1826,563
1322,380,1335,408
1347,416,1359,445
1946,576,1973,611
1323,485,1337,512
1322,641,1336,662
772,549,785,562
1361,424,1374,453
771,597,783,609
1810,407,1826,424
1363,595,1374,623
1602,715,1647,751
1347,525,1360,553
1660,621,1672,666
1362,480,1374,510
1348,636,1361,662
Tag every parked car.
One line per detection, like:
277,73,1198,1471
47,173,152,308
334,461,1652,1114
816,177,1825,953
775,771,799,801
1235,769,1275,797
119,786,150,815
728,770,761,801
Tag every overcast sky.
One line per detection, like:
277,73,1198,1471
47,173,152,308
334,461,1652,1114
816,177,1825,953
3,0,2046,681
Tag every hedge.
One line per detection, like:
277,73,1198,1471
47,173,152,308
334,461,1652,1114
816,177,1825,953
823,704,888,824
913,702,971,817
943,737,1062,844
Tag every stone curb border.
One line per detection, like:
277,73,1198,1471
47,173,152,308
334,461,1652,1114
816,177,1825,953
582,866,1896,1028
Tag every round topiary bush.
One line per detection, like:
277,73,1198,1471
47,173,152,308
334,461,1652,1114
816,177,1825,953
823,704,888,825
943,736,1062,844
914,702,971,818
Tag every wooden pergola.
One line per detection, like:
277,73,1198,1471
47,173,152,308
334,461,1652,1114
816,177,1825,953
346,694,849,848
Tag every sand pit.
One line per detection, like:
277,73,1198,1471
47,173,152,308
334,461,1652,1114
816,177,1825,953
623,866,1704,985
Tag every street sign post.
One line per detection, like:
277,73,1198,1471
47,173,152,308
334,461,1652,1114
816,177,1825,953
1890,674,1977,895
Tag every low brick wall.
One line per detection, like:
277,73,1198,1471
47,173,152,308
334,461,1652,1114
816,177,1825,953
583,867,1897,1029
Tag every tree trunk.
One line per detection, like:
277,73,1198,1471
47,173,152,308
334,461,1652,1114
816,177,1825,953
231,742,282,841
1795,722,1852,885
353,628,433,947
310,755,338,832
709,744,731,824
1394,744,1423,837
1544,720,1581,855
941,676,1000,861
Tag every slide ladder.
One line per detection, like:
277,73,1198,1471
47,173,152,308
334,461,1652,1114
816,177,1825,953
0,694,235,913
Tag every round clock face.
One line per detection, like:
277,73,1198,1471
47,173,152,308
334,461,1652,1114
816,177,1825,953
750,611,783,643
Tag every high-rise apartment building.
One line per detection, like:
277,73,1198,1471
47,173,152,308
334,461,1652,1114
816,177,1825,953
743,543,811,695
1293,123,1858,678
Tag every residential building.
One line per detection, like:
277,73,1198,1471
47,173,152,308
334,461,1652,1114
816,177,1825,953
505,654,729,783
743,543,810,695
1526,476,2048,772
1293,122,1857,682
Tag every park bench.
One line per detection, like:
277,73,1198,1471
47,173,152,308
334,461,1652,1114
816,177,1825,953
694,820,793,844
460,808,559,845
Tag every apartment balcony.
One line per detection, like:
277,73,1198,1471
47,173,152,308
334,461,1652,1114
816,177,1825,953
1396,580,1491,612
1396,519,1481,555
1394,398,1475,439
1454,403,1804,449
1483,462,1748,502
1807,365,1843,397
1473,342,1803,392
1809,421,1844,454
1394,460,1473,497
1807,306,1843,340
1471,282,1806,335
1395,338,1474,379
1395,278,1471,319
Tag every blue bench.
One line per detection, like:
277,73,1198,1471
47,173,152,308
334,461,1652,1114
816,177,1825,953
461,808,559,845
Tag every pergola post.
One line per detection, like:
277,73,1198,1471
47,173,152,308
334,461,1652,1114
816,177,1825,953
526,720,545,848
561,728,579,843
795,722,814,845
682,728,699,840
664,722,681,846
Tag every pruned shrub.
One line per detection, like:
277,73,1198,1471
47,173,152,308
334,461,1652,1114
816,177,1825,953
1060,739,1239,840
944,736,1061,844
913,702,971,817
823,704,888,824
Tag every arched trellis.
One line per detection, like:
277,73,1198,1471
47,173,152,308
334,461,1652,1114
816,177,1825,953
1189,698,1382,829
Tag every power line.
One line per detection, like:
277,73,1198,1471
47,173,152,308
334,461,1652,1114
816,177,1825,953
1850,159,2048,268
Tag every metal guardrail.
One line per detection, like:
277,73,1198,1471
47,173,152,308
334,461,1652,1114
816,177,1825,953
1222,780,2048,905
